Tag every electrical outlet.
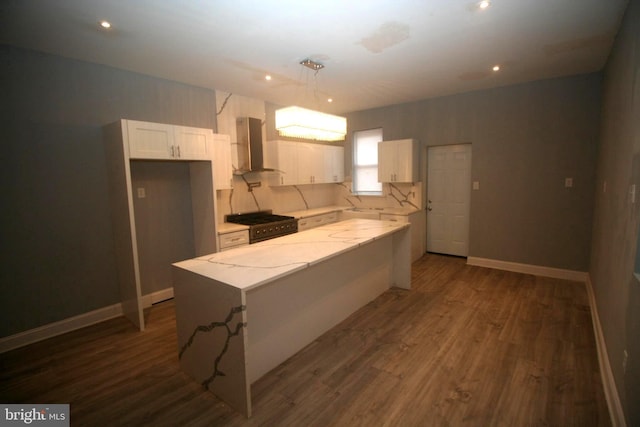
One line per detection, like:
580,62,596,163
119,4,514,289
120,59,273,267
623,350,628,373
473,181,480,190
137,187,146,198
565,177,573,188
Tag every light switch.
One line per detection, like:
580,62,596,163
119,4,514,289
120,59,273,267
137,187,146,198
565,177,573,188
473,181,480,190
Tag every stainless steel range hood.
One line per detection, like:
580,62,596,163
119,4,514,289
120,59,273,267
234,117,273,174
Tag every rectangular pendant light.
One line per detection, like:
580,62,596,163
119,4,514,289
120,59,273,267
275,106,347,142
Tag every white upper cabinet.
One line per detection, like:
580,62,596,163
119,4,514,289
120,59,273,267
266,140,299,186
297,143,325,184
126,120,212,161
324,145,345,183
173,125,212,160
267,140,344,186
126,120,173,159
212,133,233,190
378,139,419,183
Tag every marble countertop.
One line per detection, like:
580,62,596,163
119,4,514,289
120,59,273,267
277,205,346,219
280,205,420,218
175,218,409,292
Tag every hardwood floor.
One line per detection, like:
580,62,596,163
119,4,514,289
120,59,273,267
0,254,610,426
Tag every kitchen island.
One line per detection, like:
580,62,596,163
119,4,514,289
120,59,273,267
172,218,411,417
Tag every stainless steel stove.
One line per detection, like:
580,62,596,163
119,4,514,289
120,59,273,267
225,210,298,243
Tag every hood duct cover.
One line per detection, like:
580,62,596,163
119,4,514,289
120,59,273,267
235,117,273,174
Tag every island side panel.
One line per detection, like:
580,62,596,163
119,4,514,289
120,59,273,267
172,266,251,417
392,225,412,289
246,235,394,383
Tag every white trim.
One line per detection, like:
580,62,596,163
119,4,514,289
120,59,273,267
0,303,123,354
466,257,588,282
0,288,175,354
585,275,627,427
141,287,174,308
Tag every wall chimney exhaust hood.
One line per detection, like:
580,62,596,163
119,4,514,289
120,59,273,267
234,117,273,175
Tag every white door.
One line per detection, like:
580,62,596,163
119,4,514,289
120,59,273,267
427,144,472,256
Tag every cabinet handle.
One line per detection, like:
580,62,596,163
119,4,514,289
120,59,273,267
177,146,181,158
171,146,175,157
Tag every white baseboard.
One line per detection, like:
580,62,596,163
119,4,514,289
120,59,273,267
141,287,174,308
585,276,627,427
0,288,174,354
466,257,589,282
0,303,123,354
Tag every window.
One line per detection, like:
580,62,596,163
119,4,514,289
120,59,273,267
353,128,383,195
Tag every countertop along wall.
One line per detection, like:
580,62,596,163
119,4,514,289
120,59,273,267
333,73,602,272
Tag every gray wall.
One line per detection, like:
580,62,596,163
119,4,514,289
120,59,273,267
590,0,640,424
341,74,601,271
0,45,217,337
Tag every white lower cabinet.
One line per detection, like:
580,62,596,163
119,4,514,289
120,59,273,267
298,212,339,231
218,230,250,251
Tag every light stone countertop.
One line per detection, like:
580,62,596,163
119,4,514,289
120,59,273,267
277,205,347,219
175,218,409,292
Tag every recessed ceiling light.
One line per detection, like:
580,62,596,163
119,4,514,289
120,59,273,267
492,65,500,71
265,75,272,81
99,20,112,29
327,98,333,103
479,1,490,9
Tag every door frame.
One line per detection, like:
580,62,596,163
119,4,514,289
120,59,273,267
421,143,473,256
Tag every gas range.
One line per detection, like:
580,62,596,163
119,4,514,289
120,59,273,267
225,210,298,243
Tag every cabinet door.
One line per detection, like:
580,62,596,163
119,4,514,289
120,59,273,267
127,120,174,159
377,141,397,182
394,139,418,182
213,133,233,190
325,145,344,183
297,143,323,184
173,125,211,160
378,139,418,182
267,140,299,186
218,230,249,250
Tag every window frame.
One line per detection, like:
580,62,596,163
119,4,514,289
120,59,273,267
352,128,383,196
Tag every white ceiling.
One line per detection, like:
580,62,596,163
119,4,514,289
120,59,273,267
1,0,629,113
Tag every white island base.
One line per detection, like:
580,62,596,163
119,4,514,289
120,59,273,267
172,219,411,417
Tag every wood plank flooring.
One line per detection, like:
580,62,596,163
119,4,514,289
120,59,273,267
0,254,610,426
